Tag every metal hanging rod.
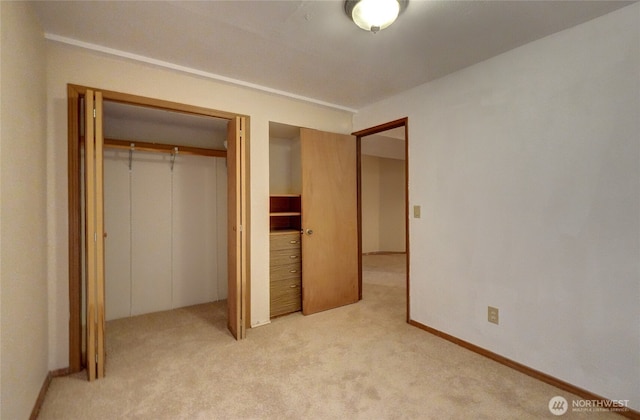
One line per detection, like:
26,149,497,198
103,138,227,158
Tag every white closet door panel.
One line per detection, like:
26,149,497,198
172,155,217,307
131,152,172,316
104,150,132,321
216,158,228,300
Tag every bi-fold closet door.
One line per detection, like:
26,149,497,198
103,150,227,320
84,89,105,381
83,87,247,381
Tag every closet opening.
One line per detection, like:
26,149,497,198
99,100,228,317
68,85,250,377
353,118,409,322
268,122,360,318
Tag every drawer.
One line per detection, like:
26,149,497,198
270,248,301,266
270,262,301,281
271,276,301,293
270,232,301,251
270,277,301,317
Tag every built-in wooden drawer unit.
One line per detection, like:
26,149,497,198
270,277,302,318
270,231,302,317
270,262,301,280
270,232,301,251
270,248,301,266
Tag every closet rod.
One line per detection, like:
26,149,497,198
103,138,226,158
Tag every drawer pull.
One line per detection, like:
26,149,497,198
289,269,298,273
290,285,297,288
289,240,298,244
289,255,298,259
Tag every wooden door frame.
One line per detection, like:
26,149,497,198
352,117,410,322
67,84,251,372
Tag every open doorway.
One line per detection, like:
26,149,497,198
354,118,409,321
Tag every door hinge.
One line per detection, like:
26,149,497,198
93,108,96,118
238,225,243,232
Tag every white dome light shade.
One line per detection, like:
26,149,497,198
345,0,408,33
353,0,399,31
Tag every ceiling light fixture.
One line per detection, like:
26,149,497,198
345,0,408,33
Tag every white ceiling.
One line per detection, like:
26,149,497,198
33,0,634,111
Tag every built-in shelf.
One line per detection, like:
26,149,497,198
270,195,301,231
269,212,301,217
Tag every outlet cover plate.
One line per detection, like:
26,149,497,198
488,306,499,325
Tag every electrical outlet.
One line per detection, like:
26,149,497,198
488,306,499,325
413,205,421,218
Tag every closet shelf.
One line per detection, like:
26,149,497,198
270,194,301,197
270,212,301,217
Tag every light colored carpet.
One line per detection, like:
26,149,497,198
39,254,620,419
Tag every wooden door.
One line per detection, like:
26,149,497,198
301,128,359,314
227,116,247,339
84,89,106,380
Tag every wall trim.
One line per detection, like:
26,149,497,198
408,320,639,419
29,371,51,420
29,368,70,419
45,33,357,114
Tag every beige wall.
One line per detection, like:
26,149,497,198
361,155,380,253
361,155,405,253
103,151,228,321
354,3,640,410
45,41,353,368
269,136,301,195
378,158,405,252
0,2,48,418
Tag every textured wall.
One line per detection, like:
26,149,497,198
0,2,48,418
355,3,640,411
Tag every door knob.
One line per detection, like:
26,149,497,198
305,229,313,235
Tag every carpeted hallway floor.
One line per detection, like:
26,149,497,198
38,254,620,419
